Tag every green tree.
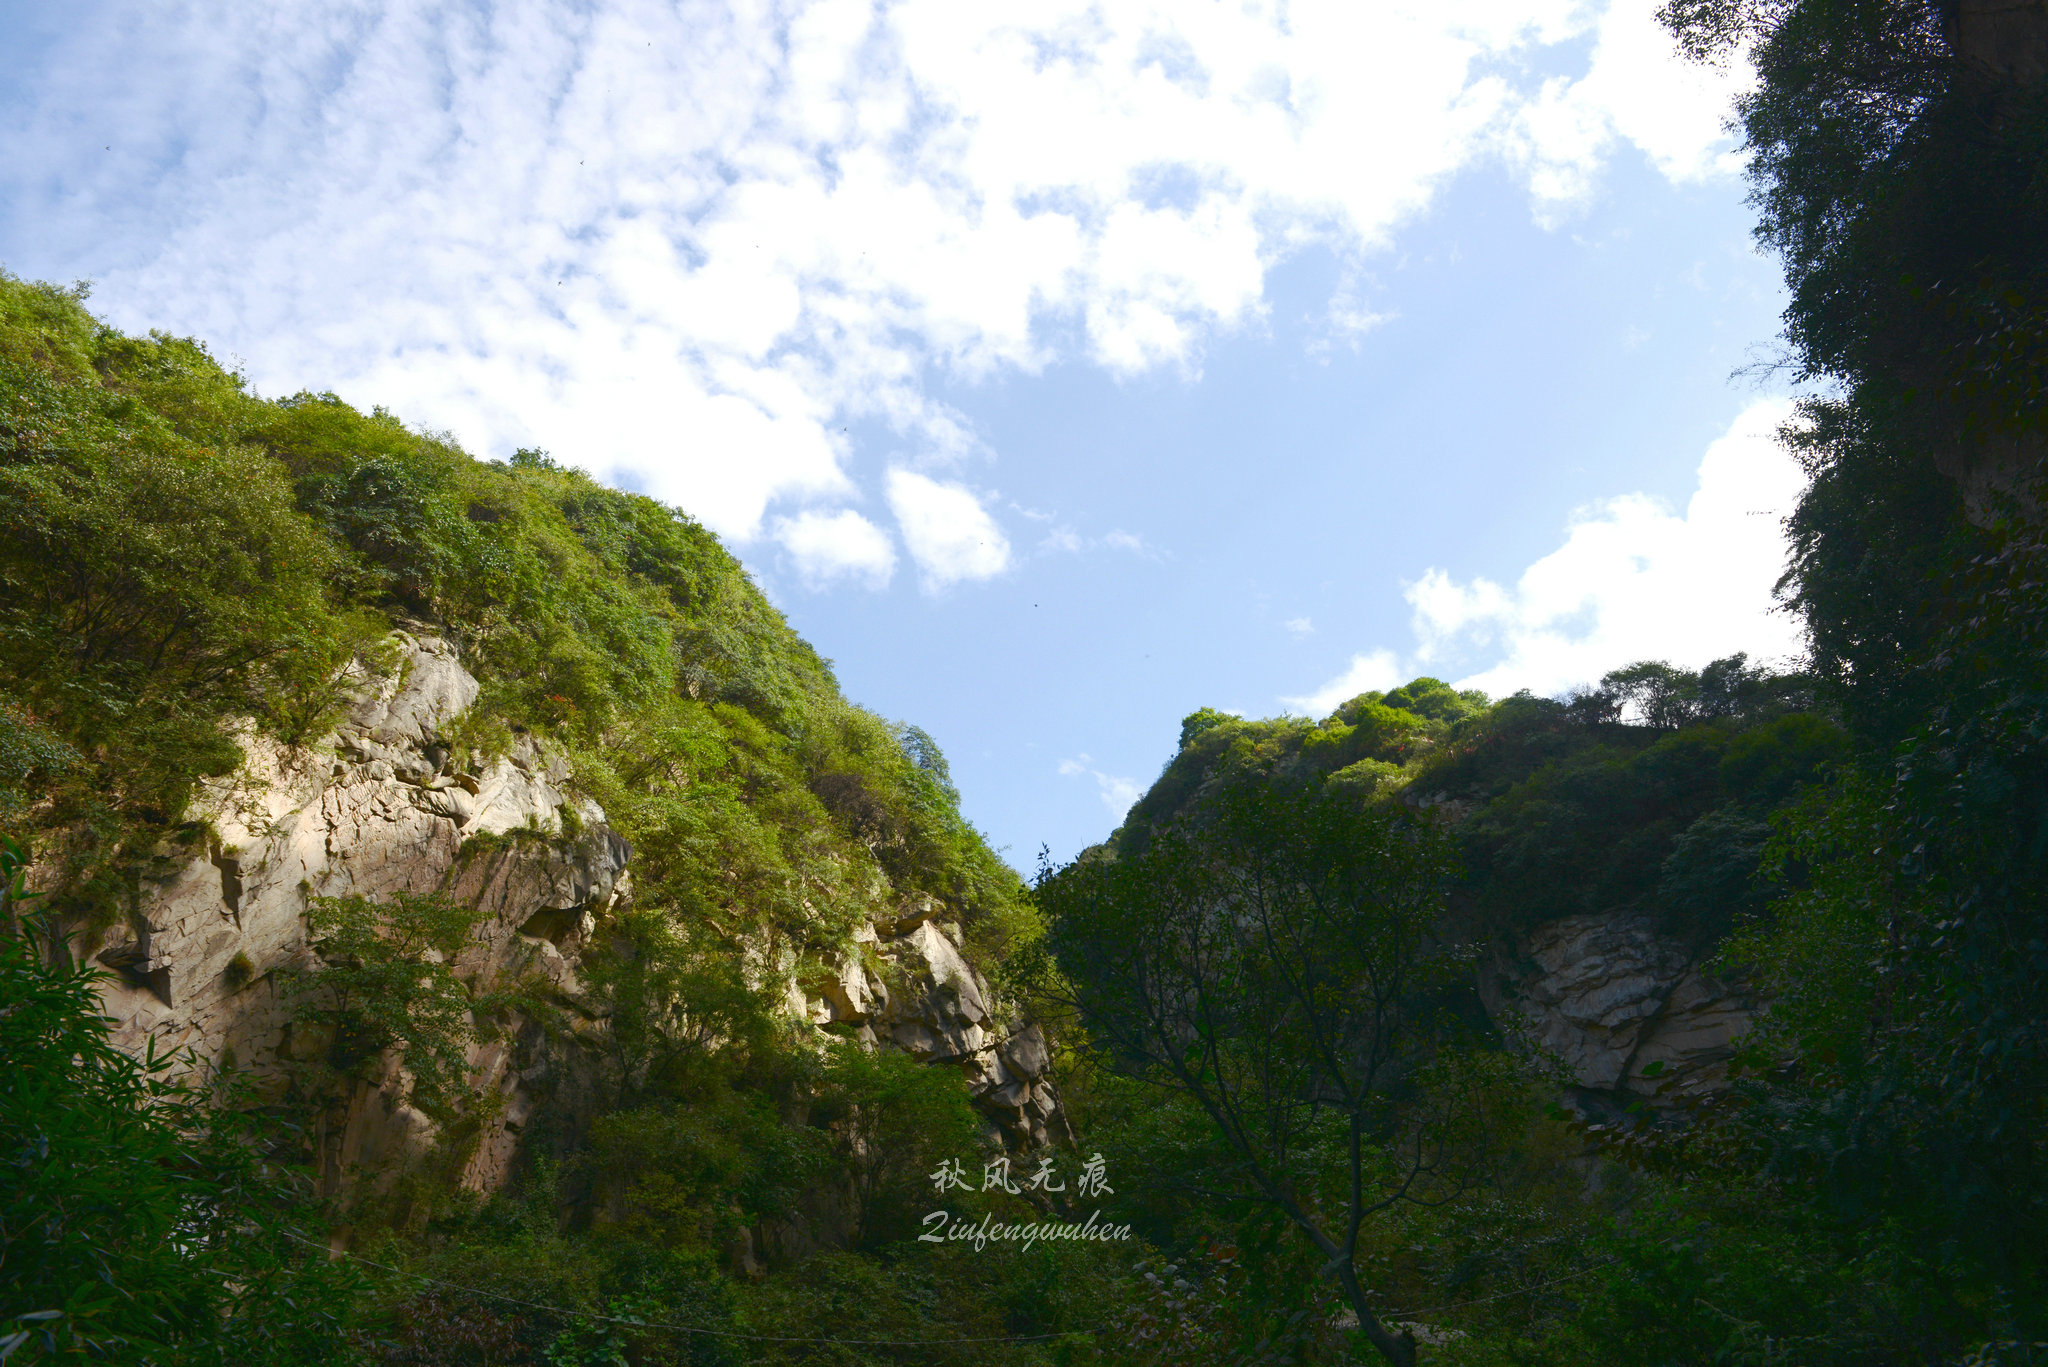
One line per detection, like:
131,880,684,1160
580,905,772,1106
1660,0,2048,488
816,1040,980,1247
0,837,364,1364
282,892,483,1119
1039,780,1468,1367
0,315,352,923
1632,4,2048,1352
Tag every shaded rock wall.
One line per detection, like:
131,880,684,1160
1479,911,1754,1111
89,629,627,1194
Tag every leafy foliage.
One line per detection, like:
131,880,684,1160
1,840,364,1364
17,2,2048,1343
0,271,1032,968
1661,0,2048,462
815,1041,981,1245
0,273,1056,1361
1513,4,2048,1360
281,893,487,1120
1042,773,1479,1365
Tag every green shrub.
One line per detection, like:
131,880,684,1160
1,839,364,1364
281,892,484,1119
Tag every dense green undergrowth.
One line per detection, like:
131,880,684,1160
1118,657,1841,949
1024,0,2048,1356
1038,638,2042,1362
1031,659,1874,1364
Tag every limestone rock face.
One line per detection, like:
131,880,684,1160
801,899,1074,1150
1481,911,1753,1105
90,628,629,1195
91,627,1064,1201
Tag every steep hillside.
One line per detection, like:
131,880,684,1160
10,0,2048,1347
0,274,1116,1362
0,275,1028,962
1101,660,1842,1110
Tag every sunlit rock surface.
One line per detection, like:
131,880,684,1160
89,629,1066,1202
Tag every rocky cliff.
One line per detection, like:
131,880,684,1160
86,628,1068,1203
1478,911,1753,1113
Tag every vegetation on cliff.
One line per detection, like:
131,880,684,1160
6,0,2048,1361
0,277,1026,964
1026,0,2048,1358
2,836,365,1364
1034,658,1856,1364
0,273,1109,1364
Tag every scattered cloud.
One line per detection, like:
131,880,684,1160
0,0,1746,582
1283,399,1807,712
1411,399,1805,697
1059,754,1144,816
1281,648,1404,717
1509,0,1753,219
1311,280,1394,357
1283,616,1315,638
886,469,1012,590
1035,524,1155,558
774,508,897,588
1105,532,1171,557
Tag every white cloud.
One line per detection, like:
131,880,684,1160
1283,616,1315,638
774,508,897,588
1059,754,1143,816
1509,0,1751,218
1283,400,1807,713
1037,524,1154,558
1101,775,1145,813
1312,276,1395,357
886,469,1012,589
1281,648,1404,717
0,0,1746,577
1413,399,1805,697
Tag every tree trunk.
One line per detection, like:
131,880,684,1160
1333,1260,1418,1367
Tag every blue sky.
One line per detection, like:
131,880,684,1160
1,0,1803,865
